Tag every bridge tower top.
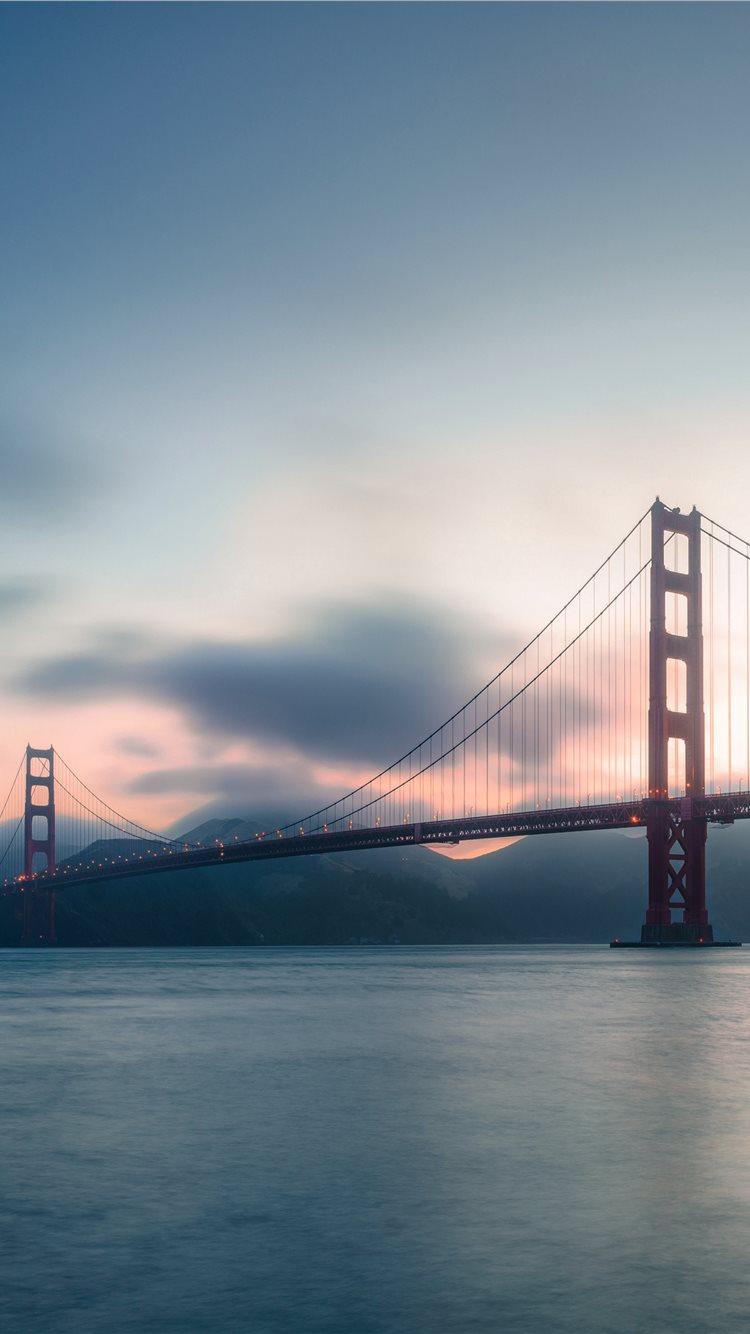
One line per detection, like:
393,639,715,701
648,499,704,800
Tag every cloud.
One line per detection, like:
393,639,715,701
18,597,505,769
0,416,105,517
125,759,335,825
16,598,627,825
113,734,160,759
127,764,262,797
0,579,47,621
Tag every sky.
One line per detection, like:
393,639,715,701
2,3,750,836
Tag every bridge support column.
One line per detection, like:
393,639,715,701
642,500,712,944
21,745,57,947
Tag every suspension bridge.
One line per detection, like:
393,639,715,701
3,498,750,946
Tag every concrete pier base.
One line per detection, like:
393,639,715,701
641,922,713,944
611,921,740,946
611,921,741,947
611,926,741,948
611,916,740,949
610,939,741,948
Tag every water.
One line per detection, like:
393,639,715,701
2,946,750,1333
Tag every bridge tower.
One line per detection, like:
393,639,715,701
21,745,57,946
642,500,711,943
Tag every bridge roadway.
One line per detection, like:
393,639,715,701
9,791,750,895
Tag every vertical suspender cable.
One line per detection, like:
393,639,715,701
746,539,749,792
704,528,709,784
728,541,733,791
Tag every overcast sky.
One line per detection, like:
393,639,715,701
2,4,750,832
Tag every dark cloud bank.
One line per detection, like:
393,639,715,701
19,598,504,776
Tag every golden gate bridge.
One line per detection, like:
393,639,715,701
4,498,750,947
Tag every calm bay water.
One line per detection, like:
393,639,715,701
2,945,750,1333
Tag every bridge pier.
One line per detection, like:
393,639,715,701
21,888,57,947
642,798,711,943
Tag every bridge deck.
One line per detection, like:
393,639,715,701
8,792,750,894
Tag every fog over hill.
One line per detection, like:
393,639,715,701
2,818,750,946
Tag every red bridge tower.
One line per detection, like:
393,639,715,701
21,745,57,946
642,500,711,943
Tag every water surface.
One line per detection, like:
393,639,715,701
2,945,749,1333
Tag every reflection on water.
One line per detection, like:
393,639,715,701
2,946,750,1333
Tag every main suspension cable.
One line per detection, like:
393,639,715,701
282,554,653,834
53,750,183,847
